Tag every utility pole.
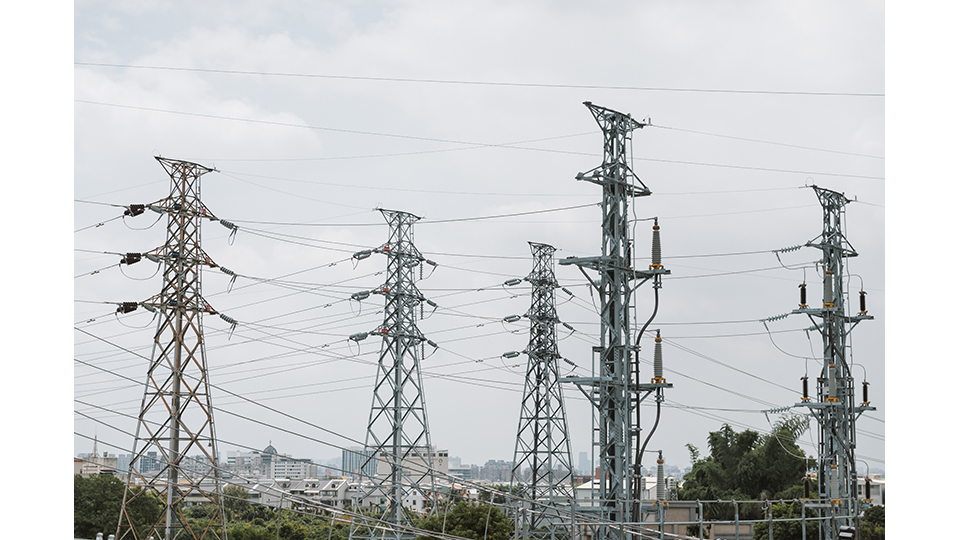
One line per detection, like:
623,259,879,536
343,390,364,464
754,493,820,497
350,209,439,540
560,102,670,540
509,242,577,540
793,185,874,540
117,157,227,540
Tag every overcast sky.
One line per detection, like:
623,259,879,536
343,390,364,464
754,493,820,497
67,1,895,480
0,1,947,537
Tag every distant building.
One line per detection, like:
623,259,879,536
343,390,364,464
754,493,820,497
343,447,377,479
79,452,118,476
479,459,512,482
578,452,590,475
449,464,480,480
373,447,449,480
271,456,318,480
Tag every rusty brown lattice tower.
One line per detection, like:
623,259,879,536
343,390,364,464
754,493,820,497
118,157,226,540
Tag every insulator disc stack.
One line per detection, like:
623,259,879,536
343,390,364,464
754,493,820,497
650,219,662,269
653,330,663,381
656,454,665,501
823,270,834,306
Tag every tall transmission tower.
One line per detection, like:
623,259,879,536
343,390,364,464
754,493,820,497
117,157,227,540
559,102,670,540
350,209,439,540
792,185,874,540
509,242,577,540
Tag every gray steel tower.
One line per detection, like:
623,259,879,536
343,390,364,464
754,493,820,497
510,242,576,540
351,209,438,540
560,102,670,540
118,157,226,540
793,185,874,540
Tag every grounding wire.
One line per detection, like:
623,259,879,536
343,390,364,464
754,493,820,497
76,99,884,181
75,63,885,97
648,124,884,160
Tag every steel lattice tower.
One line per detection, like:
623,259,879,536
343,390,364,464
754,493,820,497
559,102,669,540
351,209,438,540
510,242,577,540
118,157,226,540
793,186,874,540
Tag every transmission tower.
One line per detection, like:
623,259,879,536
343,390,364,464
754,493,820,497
117,157,227,540
350,209,439,540
559,102,670,540
509,242,577,540
792,185,874,540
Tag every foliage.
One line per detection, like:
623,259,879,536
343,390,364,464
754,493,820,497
750,501,819,540
416,501,513,540
679,418,814,530
860,505,885,540
680,418,813,501
74,474,162,540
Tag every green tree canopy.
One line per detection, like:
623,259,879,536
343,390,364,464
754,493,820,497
416,501,512,540
74,474,162,540
680,417,813,503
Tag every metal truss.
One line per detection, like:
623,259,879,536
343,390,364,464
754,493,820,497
118,157,226,540
793,185,874,540
559,102,670,540
351,209,438,540
510,242,577,540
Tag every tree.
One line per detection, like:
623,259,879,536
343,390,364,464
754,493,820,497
751,501,819,540
74,474,162,540
860,505,884,540
679,417,814,537
416,501,512,540
681,417,813,502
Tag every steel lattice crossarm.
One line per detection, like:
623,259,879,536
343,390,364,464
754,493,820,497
575,101,651,197
558,102,669,540
117,157,227,540
510,242,577,540
788,185,875,540
350,208,440,540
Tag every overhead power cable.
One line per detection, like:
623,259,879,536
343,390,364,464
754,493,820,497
75,100,884,180
649,124,885,159
75,62,885,97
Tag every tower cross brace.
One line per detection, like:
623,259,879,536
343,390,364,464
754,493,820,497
511,242,577,540
352,209,438,540
559,102,669,540
118,157,226,540
793,185,874,540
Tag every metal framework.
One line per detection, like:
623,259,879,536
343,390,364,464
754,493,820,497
559,102,670,540
793,185,874,540
510,242,577,540
118,157,226,540
351,209,438,540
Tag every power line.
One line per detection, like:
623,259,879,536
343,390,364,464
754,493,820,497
75,99,885,181
649,124,885,159
74,62,885,97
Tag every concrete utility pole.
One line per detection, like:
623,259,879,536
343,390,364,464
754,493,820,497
509,242,577,540
117,157,227,540
793,185,874,540
350,209,439,540
560,102,670,540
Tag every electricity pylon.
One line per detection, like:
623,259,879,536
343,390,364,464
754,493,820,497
118,157,226,540
559,102,670,540
793,185,874,540
350,209,438,540
510,242,577,540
